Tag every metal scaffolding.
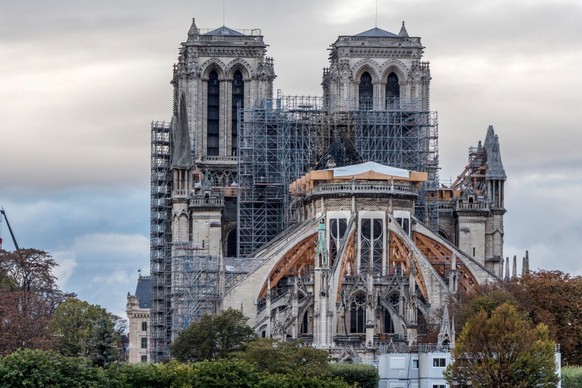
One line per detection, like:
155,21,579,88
149,121,172,362
150,96,439,360
237,96,439,256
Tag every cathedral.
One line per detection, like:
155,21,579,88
148,18,506,362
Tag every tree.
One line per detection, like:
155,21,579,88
510,270,582,365
170,308,256,362
0,349,106,387
51,297,126,367
0,249,68,355
445,303,559,387
450,271,582,366
239,339,330,377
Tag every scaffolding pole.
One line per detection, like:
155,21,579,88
238,96,439,257
149,121,172,362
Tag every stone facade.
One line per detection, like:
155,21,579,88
126,275,151,363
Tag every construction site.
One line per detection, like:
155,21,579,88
147,19,504,362
150,93,440,360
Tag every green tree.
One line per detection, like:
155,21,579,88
0,349,105,387
445,303,559,387
170,308,257,362
51,297,125,367
240,339,330,377
190,359,261,388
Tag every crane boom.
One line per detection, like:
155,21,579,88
0,209,20,250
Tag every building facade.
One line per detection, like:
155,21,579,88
149,19,506,362
126,275,151,363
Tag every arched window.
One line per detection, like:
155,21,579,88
386,72,400,109
382,308,395,333
329,218,347,267
231,70,244,156
350,293,367,333
360,218,383,274
300,310,310,334
359,72,373,110
207,70,220,156
226,228,237,257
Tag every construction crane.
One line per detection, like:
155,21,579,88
0,208,19,250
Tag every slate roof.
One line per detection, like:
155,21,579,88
135,276,151,309
354,27,399,37
204,26,244,36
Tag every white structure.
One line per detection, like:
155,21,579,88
126,275,151,363
378,348,451,388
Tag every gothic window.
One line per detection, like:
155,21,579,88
231,70,244,156
395,216,410,235
350,293,367,333
226,228,237,257
382,308,395,333
207,70,220,156
389,293,400,307
329,218,347,267
141,337,147,349
300,307,312,334
360,218,383,274
359,72,373,110
386,72,400,109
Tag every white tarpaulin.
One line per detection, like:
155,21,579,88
330,161,409,178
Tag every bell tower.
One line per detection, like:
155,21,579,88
171,18,276,185
322,22,431,112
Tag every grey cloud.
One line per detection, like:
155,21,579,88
2,0,581,312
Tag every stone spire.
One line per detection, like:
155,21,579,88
171,93,193,169
512,255,517,279
505,257,510,280
438,304,454,348
522,250,530,276
484,125,506,180
187,18,199,40
398,21,409,37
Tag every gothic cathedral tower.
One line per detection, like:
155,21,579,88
322,22,431,112
172,19,275,176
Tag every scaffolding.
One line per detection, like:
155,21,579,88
237,97,320,257
149,121,172,362
238,96,439,256
171,248,220,339
150,96,439,360
171,250,268,336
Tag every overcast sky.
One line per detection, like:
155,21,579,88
1,0,581,317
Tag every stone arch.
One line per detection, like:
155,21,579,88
201,59,227,79
437,229,450,242
380,61,408,84
348,291,367,334
351,60,381,83
225,59,252,79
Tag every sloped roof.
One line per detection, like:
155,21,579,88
483,125,506,180
330,161,410,178
135,276,151,309
204,26,244,36
355,27,399,37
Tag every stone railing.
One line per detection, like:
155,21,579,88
456,202,489,210
309,181,417,197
